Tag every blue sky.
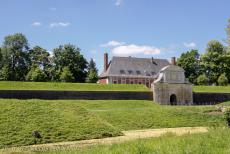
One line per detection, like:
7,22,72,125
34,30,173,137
0,0,229,72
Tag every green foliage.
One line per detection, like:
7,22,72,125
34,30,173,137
177,50,200,84
200,40,228,85
1,33,29,81
26,65,47,82
86,58,98,83
226,18,230,47
197,74,209,85
53,44,88,82
218,73,228,86
224,109,230,127
0,65,11,80
60,67,75,82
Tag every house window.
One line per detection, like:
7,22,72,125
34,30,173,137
151,72,156,76
118,79,121,84
128,70,133,75
136,70,141,75
113,81,117,84
120,70,125,74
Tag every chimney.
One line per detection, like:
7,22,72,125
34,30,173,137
171,57,176,65
104,53,108,72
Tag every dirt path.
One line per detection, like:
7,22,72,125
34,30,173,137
1,127,208,153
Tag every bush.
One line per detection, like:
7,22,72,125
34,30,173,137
224,109,230,127
197,74,209,85
26,66,47,82
60,67,74,82
218,73,228,86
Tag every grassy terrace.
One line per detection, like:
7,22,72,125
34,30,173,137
41,128,230,154
193,85,230,93
0,81,149,91
0,99,225,148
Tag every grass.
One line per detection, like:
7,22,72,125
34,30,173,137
39,128,230,154
0,99,121,149
0,81,149,91
193,85,230,93
0,99,225,148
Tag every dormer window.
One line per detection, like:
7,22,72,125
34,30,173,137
151,72,156,76
136,70,141,75
120,70,125,74
128,70,133,75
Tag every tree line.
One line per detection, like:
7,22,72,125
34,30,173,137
0,33,98,83
177,18,230,86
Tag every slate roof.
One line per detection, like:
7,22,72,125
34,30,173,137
100,56,170,78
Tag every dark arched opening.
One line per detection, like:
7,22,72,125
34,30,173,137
170,94,177,105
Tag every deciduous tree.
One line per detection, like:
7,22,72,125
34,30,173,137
1,33,29,80
86,58,98,83
177,50,200,84
53,44,87,82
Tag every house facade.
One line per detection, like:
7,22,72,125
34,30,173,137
98,53,171,88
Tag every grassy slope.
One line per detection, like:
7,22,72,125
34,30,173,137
0,81,149,91
193,86,230,93
0,99,225,148
77,100,224,130
0,99,121,148
41,128,230,154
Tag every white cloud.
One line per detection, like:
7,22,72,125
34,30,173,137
115,0,123,6
112,44,161,56
31,22,42,27
49,22,70,28
100,41,125,47
183,42,196,48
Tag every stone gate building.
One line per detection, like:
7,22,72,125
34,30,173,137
152,65,193,105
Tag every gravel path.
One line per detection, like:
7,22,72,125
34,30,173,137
1,127,208,153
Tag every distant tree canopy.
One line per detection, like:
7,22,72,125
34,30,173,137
178,40,230,85
86,58,98,83
177,50,200,84
0,33,95,83
226,18,230,49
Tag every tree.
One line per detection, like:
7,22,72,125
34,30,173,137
28,46,51,80
53,44,88,82
197,74,209,85
200,40,227,84
86,58,98,83
60,67,74,82
226,18,230,50
26,65,47,82
0,65,10,81
218,73,228,86
177,50,200,84
1,33,29,81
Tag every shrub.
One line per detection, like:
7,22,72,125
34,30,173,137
224,109,230,127
60,67,74,82
26,66,47,82
197,74,209,85
218,73,228,86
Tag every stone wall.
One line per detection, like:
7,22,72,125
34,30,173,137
193,92,230,105
153,83,193,105
0,90,153,100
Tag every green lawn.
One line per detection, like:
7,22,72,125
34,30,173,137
193,85,230,93
40,128,230,154
0,81,149,91
0,99,225,148
0,99,121,148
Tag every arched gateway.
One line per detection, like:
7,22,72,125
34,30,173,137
170,94,177,105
